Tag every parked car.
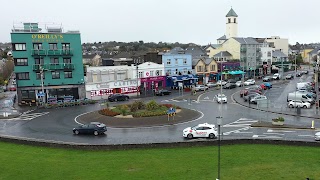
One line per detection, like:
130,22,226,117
223,83,236,89
244,79,255,86
240,89,262,97
272,73,281,80
285,74,294,79
315,132,320,141
260,84,267,90
73,122,107,136
108,94,130,102
9,85,16,91
227,79,237,84
301,70,309,74
155,89,171,96
247,85,263,91
183,123,217,139
216,80,227,86
235,81,244,87
263,82,272,89
243,93,260,102
288,100,311,108
296,72,302,77
195,85,208,91
206,82,217,88
215,93,227,103
263,76,272,82
250,95,267,104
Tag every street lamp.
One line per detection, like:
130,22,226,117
40,66,45,104
216,116,222,180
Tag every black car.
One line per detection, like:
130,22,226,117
227,79,237,84
108,94,129,102
301,70,309,74
243,93,259,102
223,83,236,89
73,122,107,136
155,89,171,96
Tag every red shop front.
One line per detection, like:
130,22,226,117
140,76,166,96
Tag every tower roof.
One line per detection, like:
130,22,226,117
226,8,238,17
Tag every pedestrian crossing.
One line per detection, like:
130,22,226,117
1,112,49,121
223,118,257,135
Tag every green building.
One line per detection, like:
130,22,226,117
10,23,85,105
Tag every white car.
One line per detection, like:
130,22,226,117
194,85,208,91
244,79,255,86
315,132,320,141
288,100,311,108
235,81,244,87
273,73,281,80
250,95,267,104
215,93,227,103
206,82,217,88
216,80,227,86
183,123,217,139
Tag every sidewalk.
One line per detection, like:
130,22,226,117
0,92,20,119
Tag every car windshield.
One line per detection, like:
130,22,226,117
191,125,199,130
218,94,226,98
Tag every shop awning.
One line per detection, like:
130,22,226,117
228,70,245,75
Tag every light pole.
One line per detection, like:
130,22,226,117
40,66,45,104
136,63,139,97
216,116,222,180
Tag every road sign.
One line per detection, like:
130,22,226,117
37,92,45,97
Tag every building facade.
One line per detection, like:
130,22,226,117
193,58,218,84
11,23,85,105
85,65,139,100
265,36,289,56
225,8,238,39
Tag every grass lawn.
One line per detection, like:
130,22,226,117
0,142,320,180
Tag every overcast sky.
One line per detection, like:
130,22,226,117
2,0,319,45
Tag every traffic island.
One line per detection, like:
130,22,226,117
77,107,201,128
251,121,312,129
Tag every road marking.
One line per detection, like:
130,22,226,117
267,129,296,133
2,112,49,121
263,133,284,136
298,135,314,137
204,96,209,100
223,127,250,135
252,135,283,139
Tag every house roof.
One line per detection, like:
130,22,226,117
192,58,213,66
272,50,287,58
185,46,206,58
112,52,133,59
82,54,96,59
254,38,266,43
308,47,320,55
226,8,238,17
213,51,232,57
233,37,259,45
217,35,227,40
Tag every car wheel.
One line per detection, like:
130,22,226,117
187,133,193,139
289,104,294,108
74,130,79,135
114,98,117,102
94,131,99,136
209,133,215,139
303,105,307,108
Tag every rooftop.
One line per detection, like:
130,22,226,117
11,22,80,34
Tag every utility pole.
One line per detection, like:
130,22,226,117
40,67,45,104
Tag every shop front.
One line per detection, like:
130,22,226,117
140,76,166,96
86,79,140,100
166,75,197,89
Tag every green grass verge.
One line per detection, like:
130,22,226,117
0,142,319,180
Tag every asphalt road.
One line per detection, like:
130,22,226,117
0,70,319,145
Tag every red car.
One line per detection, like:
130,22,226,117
260,84,267,90
9,85,16,91
240,89,262,97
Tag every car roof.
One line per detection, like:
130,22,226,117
198,123,215,127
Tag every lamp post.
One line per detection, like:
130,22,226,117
40,66,45,104
136,63,139,97
216,116,222,180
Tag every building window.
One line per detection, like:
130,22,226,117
228,18,231,23
63,58,71,64
183,68,187,74
15,58,28,66
197,66,202,72
50,58,59,64
167,59,171,65
183,59,187,64
138,72,143,78
52,71,60,79
36,72,45,80
33,43,42,50
159,70,162,76
64,71,72,78
35,58,44,65
211,64,216,71
234,18,236,23
267,52,271,57
150,71,154,77
17,72,29,80
175,59,178,65
49,43,58,50
62,43,70,50
175,69,178,75
13,43,26,51
167,69,171,75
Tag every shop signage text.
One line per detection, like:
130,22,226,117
113,80,137,87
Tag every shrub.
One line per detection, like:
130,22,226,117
161,104,181,109
146,100,159,111
98,108,120,116
118,105,129,116
273,116,284,122
131,101,145,112
133,110,167,117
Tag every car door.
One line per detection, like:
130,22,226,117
194,127,207,137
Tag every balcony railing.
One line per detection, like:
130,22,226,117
31,49,47,56
33,63,75,71
240,57,247,61
47,49,73,56
240,48,247,52
256,48,261,52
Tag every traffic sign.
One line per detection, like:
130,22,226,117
37,92,45,97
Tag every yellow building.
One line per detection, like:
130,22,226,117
193,58,218,84
301,48,313,63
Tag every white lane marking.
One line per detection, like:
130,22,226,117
1,112,49,121
298,135,314,137
267,129,296,133
223,127,250,135
252,135,283,139
204,96,209,100
263,133,284,136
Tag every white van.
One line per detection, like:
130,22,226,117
296,82,311,90
287,92,315,104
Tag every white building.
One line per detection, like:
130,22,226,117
225,8,238,39
258,39,274,75
85,65,139,100
265,36,289,56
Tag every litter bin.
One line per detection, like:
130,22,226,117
297,107,301,114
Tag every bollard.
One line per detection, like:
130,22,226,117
311,120,315,129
